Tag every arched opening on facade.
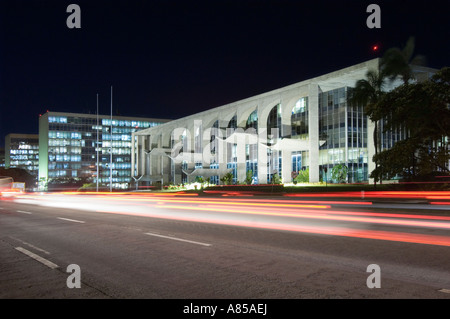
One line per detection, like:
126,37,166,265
291,97,309,139
291,97,310,181
245,110,258,130
245,109,258,184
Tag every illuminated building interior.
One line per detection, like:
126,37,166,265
39,112,168,190
5,133,39,175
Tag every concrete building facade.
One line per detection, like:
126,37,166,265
131,59,437,186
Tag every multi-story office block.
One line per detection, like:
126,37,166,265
0,148,5,168
132,58,437,186
5,133,39,175
39,111,169,189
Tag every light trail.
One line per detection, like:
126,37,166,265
53,193,450,222
96,207,450,247
284,190,450,200
5,191,450,247
153,204,450,229
121,197,332,209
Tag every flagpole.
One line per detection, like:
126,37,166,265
96,93,99,192
110,86,113,192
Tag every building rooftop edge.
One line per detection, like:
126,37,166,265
41,111,171,123
135,58,382,134
5,133,40,138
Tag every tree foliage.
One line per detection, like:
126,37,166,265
293,168,309,183
271,173,281,184
381,36,426,84
371,67,450,180
348,69,386,122
347,69,386,184
245,170,253,185
220,172,234,185
331,164,348,183
0,168,36,188
347,37,448,184
47,176,93,191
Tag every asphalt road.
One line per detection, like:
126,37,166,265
1,192,450,303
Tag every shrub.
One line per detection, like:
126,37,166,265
220,172,234,185
294,168,309,183
331,164,348,183
245,170,253,185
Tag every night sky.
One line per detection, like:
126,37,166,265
1,0,449,147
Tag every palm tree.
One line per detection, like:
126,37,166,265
348,69,386,186
381,36,426,84
348,38,427,186
380,36,427,179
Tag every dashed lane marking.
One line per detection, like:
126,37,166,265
10,237,51,255
15,247,59,269
144,232,212,247
17,210,33,214
57,217,85,223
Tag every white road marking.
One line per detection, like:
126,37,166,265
10,237,51,255
57,217,85,223
15,247,59,269
144,232,211,247
439,288,450,294
17,210,32,214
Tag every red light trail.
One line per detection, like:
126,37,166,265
5,191,450,247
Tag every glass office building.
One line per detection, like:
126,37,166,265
0,148,5,168
5,133,40,175
39,111,168,190
318,87,368,183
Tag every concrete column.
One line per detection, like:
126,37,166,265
139,135,146,177
308,83,320,183
173,164,182,185
145,135,150,176
257,127,268,184
218,129,227,184
367,119,376,184
282,150,292,183
186,123,195,167
280,99,292,183
236,136,246,183
194,120,202,167
131,133,135,178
